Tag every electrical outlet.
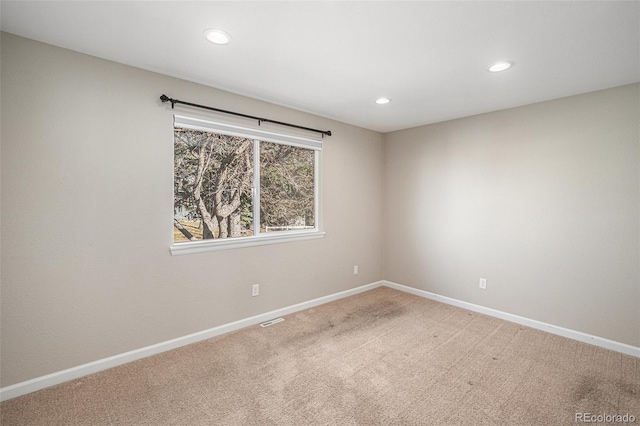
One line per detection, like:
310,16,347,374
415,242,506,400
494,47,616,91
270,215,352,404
479,278,487,290
354,265,359,275
252,284,260,297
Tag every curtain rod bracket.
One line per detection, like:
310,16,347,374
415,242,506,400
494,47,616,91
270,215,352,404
159,94,176,109
159,94,331,137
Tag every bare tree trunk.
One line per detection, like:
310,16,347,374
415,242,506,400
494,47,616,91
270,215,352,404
213,147,251,238
228,189,242,237
217,216,229,238
229,212,241,236
202,217,218,239
193,140,219,238
173,219,198,241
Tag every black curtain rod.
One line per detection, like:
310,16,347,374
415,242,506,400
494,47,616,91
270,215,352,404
160,94,331,137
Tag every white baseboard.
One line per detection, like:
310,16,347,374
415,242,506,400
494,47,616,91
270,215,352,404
383,280,640,358
0,281,384,402
3,279,637,402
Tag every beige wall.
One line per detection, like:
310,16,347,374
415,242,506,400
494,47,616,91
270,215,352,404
0,33,384,387
384,83,640,346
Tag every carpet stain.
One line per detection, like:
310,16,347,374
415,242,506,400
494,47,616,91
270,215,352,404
617,380,637,397
279,300,387,348
373,306,406,320
573,376,599,402
366,299,407,320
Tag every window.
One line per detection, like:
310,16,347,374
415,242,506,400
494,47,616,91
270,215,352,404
171,115,323,255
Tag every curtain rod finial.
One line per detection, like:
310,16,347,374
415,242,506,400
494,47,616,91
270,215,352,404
160,94,170,103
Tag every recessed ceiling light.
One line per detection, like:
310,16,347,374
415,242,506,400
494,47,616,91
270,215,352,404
204,29,232,45
376,97,391,105
488,61,514,72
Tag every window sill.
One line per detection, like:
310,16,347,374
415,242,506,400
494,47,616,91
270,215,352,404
170,230,325,256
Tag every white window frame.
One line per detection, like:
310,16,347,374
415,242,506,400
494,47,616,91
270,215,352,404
170,115,324,255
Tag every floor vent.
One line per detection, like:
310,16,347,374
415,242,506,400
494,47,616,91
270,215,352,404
260,318,285,327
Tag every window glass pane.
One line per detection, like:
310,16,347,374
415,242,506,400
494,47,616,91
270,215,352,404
260,141,315,233
174,128,253,242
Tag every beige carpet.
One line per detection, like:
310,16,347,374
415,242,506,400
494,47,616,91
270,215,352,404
1,287,638,425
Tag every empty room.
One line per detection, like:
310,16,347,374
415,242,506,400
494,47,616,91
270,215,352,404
1,1,638,425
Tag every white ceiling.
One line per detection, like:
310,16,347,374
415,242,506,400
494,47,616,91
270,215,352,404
1,1,639,133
